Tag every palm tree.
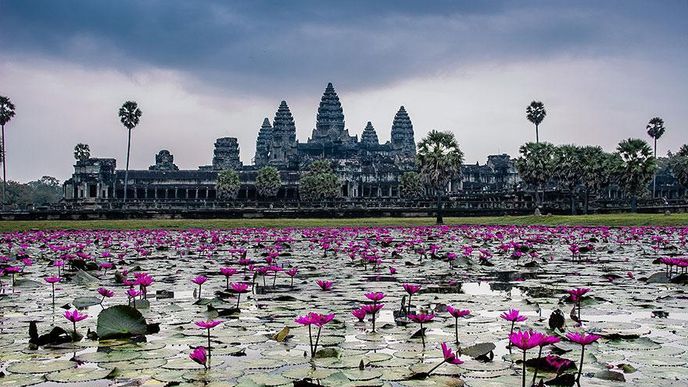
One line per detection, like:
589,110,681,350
515,142,556,211
646,117,666,198
416,130,464,224
73,143,91,162
526,101,546,144
553,145,583,215
118,101,142,203
0,96,16,206
616,138,657,212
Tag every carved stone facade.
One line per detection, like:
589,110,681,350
62,82,524,204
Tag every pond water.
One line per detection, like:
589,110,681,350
0,225,686,386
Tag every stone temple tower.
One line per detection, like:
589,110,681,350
254,118,272,167
360,121,379,147
308,83,356,145
269,101,297,166
212,137,242,170
390,106,416,158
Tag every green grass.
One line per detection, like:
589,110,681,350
0,213,686,232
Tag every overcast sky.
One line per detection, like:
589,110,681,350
1,0,686,182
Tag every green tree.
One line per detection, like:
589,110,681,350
515,142,556,210
255,166,282,198
0,95,16,206
74,143,91,161
616,138,657,212
416,130,464,224
526,101,546,144
399,171,425,198
118,101,142,203
553,145,583,215
216,170,241,200
299,160,340,201
668,144,688,189
578,146,622,214
27,176,62,204
646,117,666,198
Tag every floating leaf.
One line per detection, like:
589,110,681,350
97,305,148,340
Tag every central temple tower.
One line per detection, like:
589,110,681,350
308,83,357,145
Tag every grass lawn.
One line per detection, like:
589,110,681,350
0,213,686,231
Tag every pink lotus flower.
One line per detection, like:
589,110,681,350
64,309,87,340
230,282,250,309
441,342,464,365
192,275,207,298
64,309,88,323
195,320,222,330
316,280,333,291
294,312,336,357
500,308,527,322
402,283,421,312
407,313,434,346
567,287,590,301
566,332,600,383
362,303,384,332
189,346,208,370
285,267,298,287
446,305,470,344
351,308,366,322
364,291,385,302
44,276,61,284
389,266,397,274
509,330,544,351
425,342,464,376
446,305,470,318
565,332,600,346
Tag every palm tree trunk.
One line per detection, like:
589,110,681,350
436,190,443,225
584,188,589,215
652,138,657,199
123,128,132,203
631,195,637,213
535,123,539,144
1,124,5,208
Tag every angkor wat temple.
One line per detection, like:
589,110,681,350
64,83,522,206
62,82,685,210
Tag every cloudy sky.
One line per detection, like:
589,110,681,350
1,0,686,182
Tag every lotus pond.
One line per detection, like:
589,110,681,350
0,225,686,386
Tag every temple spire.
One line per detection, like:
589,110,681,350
390,106,415,158
308,82,356,144
360,121,379,146
254,117,272,166
269,101,297,165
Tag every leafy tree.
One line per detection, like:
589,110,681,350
118,101,142,203
74,143,91,161
299,160,340,201
255,166,282,198
578,146,622,214
616,138,657,212
526,101,546,144
668,144,688,189
515,142,556,210
416,130,464,224
646,117,666,198
553,145,583,214
399,171,425,198
4,176,62,208
216,170,241,200
0,95,16,205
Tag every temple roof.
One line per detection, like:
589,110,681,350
273,101,296,135
360,121,379,146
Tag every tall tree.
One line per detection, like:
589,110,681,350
578,146,622,214
216,170,241,200
526,101,546,144
646,117,666,198
416,130,464,224
118,101,142,203
255,166,282,198
399,171,425,199
515,142,556,211
299,160,340,201
668,144,688,189
616,138,657,212
74,143,91,162
0,96,16,206
553,145,583,215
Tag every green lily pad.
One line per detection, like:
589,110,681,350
97,305,148,340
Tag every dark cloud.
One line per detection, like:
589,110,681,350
2,0,685,97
